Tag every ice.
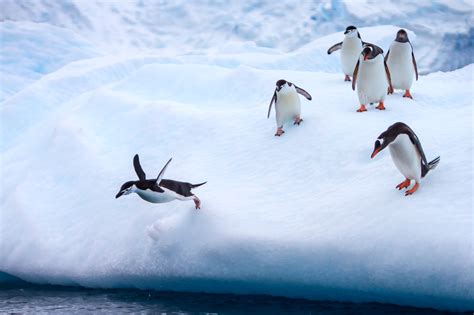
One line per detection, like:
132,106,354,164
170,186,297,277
0,3,473,312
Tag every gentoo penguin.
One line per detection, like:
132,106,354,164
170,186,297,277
327,25,365,82
116,154,206,209
267,79,312,136
385,29,419,99
352,43,393,112
371,122,440,196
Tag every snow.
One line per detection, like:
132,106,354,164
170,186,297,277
0,1,472,77
0,2,473,312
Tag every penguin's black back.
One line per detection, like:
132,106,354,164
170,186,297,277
159,179,195,197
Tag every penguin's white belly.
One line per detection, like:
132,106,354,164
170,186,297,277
357,55,388,104
341,38,363,76
387,42,414,90
389,134,421,182
275,92,301,127
136,188,177,203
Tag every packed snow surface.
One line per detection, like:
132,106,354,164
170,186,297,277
0,8,473,313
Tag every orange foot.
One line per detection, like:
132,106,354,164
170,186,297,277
396,179,411,190
376,102,386,110
403,90,413,99
193,197,201,209
405,182,419,196
387,86,394,94
294,117,303,125
344,75,351,82
275,127,285,136
357,105,367,112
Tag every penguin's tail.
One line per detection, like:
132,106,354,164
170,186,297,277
422,156,440,177
191,182,207,189
428,156,441,170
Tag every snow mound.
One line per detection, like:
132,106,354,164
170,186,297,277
0,25,473,312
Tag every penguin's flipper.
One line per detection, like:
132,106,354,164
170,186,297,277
133,154,146,181
412,51,419,81
295,86,312,100
384,49,390,63
352,60,360,91
156,158,172,184
384,59,393,92
327,42,342,54
267,90,277,119
405,127,431,176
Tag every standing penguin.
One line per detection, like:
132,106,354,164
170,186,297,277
267,79,312,136
327,25,365,82
116,154,206,209
352,43,393,112
371,122,440,196
385,29,418,99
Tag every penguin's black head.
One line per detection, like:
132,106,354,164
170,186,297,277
371,138,389,159
395,29,409,43
344,25,357,34
275,79,292,91
371,123,407,158
344,25,360,38
116,181,135,198
361,44,383,61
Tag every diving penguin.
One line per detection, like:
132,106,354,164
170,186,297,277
116,154,206,209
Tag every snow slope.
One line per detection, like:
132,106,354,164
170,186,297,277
0,24,473,312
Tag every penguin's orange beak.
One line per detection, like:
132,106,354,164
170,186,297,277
371,147,381,158
364,54,369,61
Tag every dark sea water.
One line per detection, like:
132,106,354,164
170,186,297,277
0,283,465,315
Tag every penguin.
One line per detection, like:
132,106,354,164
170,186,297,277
267,79,312,136
352,43,393,112
327,25,365,82
371,122,440,196
385,29,419,99
116,154,206,209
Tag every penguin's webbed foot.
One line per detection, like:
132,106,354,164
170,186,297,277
403,90,413,99
356,105,367,112
344,75,351,82
376,102,386,110
294,117,303,125
405,182,419,196
193,197,201,209
396,179,411,190
274,128,285,136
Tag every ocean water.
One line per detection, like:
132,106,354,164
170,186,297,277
0,283,463,314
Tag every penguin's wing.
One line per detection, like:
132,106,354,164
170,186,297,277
327,42,342,54
384,59,393,91
406,129,429,167
295,86,312,100
352,60,360,91
267,90,277,119
133,154,146,181
156,158,172,184
384,49,390,63
410,43,419,80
